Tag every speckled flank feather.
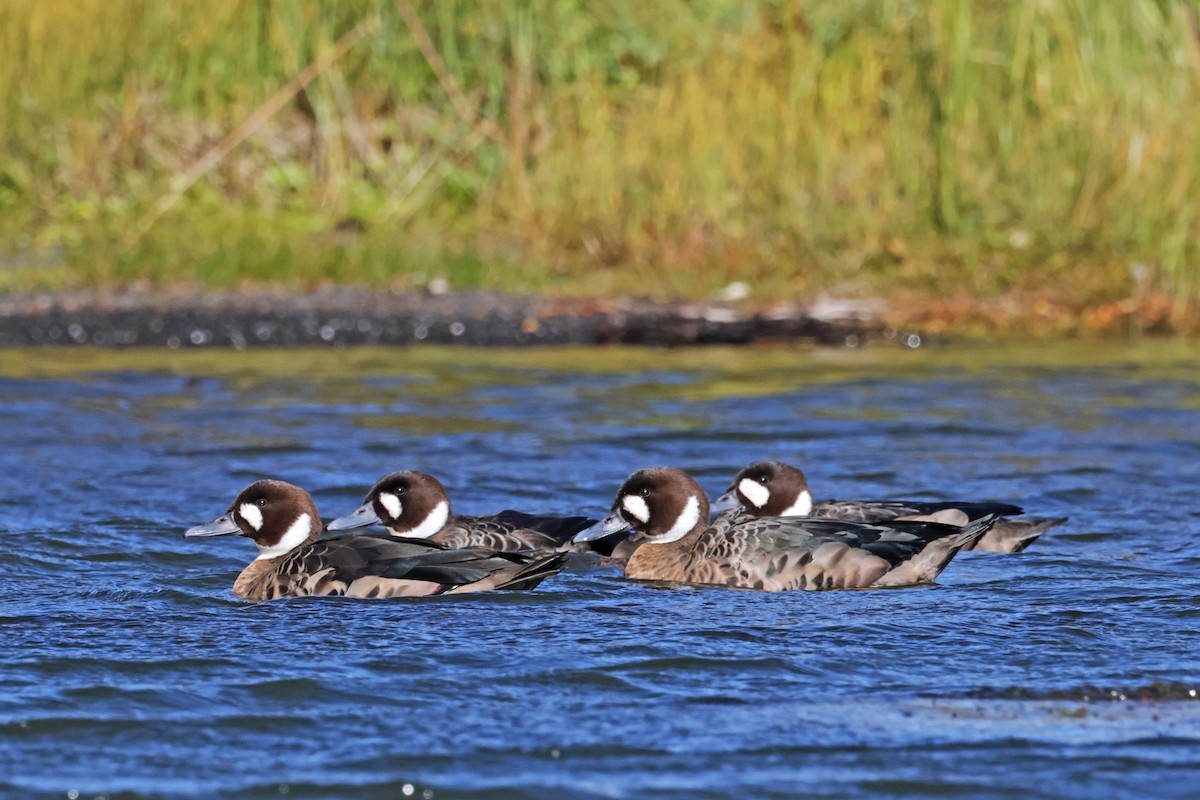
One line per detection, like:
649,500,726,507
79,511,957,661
435,510,596,552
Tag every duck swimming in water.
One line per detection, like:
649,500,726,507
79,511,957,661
185,479,566,601
576,467,996,591
326,470,601,552
713,461,1065,553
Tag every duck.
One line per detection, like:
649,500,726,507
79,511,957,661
326,470,604,552
574,467,996,591
185,479,566,601
713,461,1066,553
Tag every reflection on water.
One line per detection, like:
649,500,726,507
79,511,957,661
0,341,1198,798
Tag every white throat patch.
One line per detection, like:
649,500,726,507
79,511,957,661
779,490,813,517
255,513,312,561
738,479,770,509
378,492,402,520
396,500,450,539
239,503,264,531
621,495,651,524
650,495,701,544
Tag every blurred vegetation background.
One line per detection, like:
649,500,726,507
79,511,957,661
1,0,1198,325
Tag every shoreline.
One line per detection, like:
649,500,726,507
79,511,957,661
0,289,899,348
0,287,1188,349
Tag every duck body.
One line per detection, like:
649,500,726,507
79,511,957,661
232,532,565,601
579,467,994,592
627,512,993,591
327,470,599,552
717,461,1066,554
809,501,1065,553
187,479,565,601
424,509,595,551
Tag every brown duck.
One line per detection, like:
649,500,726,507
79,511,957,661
185,479,566,601
713,461,1066,553
575,467,996,591
325,470,602,552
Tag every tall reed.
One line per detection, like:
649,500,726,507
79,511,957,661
0,0,1196,316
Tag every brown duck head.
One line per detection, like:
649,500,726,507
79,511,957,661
575,467,710,546
712,461,814,517
326,470,452,539
185,479,322,560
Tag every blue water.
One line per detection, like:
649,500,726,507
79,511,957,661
1,343,1198,799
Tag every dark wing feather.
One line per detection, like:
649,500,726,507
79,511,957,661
368,538,548,585
814,499,1023,523
277,533,550,590
485,510,596,539
716,513,990,566
491,552,569,590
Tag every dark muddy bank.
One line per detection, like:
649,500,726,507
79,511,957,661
0,289,901,348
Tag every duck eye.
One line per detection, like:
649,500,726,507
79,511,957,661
639,488,651,497
758,475,768,484
257,499,267,507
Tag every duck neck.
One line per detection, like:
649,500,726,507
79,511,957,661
233,558,280,601
389,501,451,539
625,522,705,581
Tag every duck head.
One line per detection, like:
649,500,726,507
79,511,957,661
711,461,813,517
326,470,451,539
185,479,322,560
575,467,709,545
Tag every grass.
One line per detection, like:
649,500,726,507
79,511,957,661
1,0,1199,328
3,340,1198,385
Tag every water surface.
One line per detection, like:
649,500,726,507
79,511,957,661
1,342,1198,799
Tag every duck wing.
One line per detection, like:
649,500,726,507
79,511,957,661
813,499,1023,523
443,510,597,551
692,513,996,591
265,533,564,598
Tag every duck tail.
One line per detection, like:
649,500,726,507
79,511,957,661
871,514,999,588
903,516,989,584
954,513,1002,550
494,552,569,591
967,516,1068,553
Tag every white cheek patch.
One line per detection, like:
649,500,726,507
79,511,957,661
621,495,651,524
738,479,770,509
652,495,701,544
239,503,264,531
255,513,313,561
396,500,450,539
378,492,402,520
779,490,813,517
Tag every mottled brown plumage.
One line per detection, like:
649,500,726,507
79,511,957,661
327,470,599,552
717,461,1065,553
583,467,994,591
231,533,565,601
186,479,565,601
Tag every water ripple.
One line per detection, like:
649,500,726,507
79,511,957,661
1,345,1198,798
